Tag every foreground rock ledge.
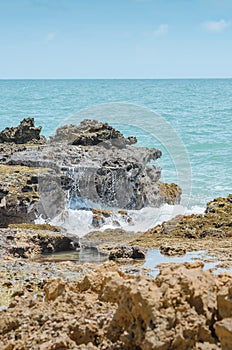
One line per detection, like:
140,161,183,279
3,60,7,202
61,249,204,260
0,262,232,350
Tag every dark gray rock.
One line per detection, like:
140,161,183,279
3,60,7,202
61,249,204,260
0,119,181,210
0,165,66,227
109,246,146,260
5,142,165,209
160,244,186,256
50,119,137,147
0,118,45,144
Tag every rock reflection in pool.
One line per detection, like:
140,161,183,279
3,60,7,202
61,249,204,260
39,247,108,264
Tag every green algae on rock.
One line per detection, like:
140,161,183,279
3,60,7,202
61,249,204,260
145,194,232,239
8,223,60,232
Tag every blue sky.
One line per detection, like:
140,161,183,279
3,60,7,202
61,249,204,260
0,0,231,78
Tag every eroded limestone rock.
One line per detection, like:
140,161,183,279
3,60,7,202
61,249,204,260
0,118,45,144
215,318,232,350
1,262,232,349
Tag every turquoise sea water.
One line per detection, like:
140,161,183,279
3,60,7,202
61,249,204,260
0,79,231,209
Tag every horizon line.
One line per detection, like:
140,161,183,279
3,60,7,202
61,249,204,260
0,77,231,80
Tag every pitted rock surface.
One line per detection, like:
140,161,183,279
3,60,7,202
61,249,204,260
0,262,232,349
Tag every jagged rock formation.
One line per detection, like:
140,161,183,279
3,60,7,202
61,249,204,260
0,119,181,211
0,118,45,144
0,165,66,227
50,119,137,147
0,262,231,349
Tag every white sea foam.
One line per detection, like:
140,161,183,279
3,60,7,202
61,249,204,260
36,203,205,238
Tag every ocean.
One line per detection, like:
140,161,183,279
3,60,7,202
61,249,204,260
0,79,231,234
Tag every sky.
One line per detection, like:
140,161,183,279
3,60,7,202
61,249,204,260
0,0,231,78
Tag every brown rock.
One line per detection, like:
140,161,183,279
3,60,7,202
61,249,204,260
92,209,111,218
1,262,230,349
44,278,65,301
217,283,232,319
215,318,232,350
108,246,146,260
156,181,182,205
0,224,77,259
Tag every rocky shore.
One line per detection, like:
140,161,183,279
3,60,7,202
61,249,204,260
80,195,232,269
0,118,181,218
1,261,232,349
0,118,231,349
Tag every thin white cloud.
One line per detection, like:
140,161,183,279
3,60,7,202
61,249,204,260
202,19,231,33
153,24,169,37
44,32,56,43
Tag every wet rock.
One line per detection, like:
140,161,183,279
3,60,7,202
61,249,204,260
0,118,45,144
156,181,182,205
0,143,27,164
108,246,146,260
91,208,133,229
92,209,111,218
92,214,105,228
81,228,140,255
1,119,181,209
9,223,60,232
206,194,232,214
0,224,78,259
91,208,111,228
146,194,232,239
13,231,77,258
0,164,66,227
160,244,186,256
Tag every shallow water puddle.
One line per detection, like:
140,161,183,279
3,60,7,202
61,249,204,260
38,247,108,264
143,249,232,278
38,248,232,278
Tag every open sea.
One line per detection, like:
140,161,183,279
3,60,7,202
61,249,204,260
0,79,231,234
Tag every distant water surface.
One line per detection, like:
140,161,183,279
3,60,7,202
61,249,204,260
0,79,231,209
